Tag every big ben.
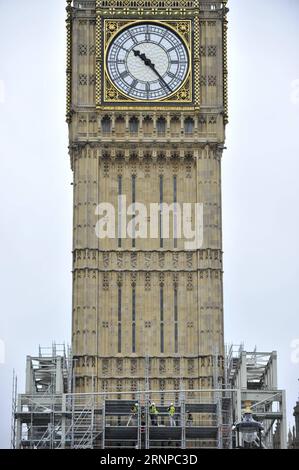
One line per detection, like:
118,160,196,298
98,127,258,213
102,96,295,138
67,0,228,396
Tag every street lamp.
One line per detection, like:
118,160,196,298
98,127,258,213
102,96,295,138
234,401,264,448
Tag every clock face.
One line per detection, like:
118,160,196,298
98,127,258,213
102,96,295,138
106,23,189,101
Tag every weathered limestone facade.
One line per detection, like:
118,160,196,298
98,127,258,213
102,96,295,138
67,0,228,396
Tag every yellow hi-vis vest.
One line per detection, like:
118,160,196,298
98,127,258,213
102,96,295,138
150,405,158,415
168,405,175,416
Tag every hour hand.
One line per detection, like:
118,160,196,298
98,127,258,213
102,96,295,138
133,50,154,68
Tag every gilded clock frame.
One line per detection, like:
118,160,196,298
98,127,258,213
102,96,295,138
102,19,193,106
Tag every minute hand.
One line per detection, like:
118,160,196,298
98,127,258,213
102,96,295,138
149,64,172,93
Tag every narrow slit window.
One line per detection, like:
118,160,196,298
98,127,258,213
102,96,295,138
101,116,111,134
160,175,163,248
129,117,139,134
118,175,122,248
118,286,122,353
157,117,166,136
173,175,177,249
132,286,136,353
174,287,178,353
160,285,164,353
132,175,136,248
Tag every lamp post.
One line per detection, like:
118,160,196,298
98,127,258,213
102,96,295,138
233,401,264,448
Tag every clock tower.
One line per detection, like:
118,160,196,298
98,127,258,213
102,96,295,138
67,0,228,396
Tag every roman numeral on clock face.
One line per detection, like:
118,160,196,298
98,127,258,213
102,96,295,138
130,79,138,91
129,32,138,45
120,71,130,80
145,82,150,98
159,79,169,91
170,60,188,65
145,25,151,42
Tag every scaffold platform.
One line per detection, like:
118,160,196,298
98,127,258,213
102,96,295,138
11,344,288,449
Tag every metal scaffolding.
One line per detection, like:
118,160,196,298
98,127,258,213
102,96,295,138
227,345,287,449
12,390,234,449
11,344,287,449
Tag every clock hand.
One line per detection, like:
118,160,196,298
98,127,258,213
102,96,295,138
133,49,152,66
133,49,172,93
150,67,172,93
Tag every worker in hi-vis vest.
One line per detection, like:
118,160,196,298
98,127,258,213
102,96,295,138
149,402,158,426
127,402,139,426
168,403,176,427
167,403,176,426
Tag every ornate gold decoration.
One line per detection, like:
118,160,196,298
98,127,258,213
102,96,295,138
66,0,72,122
101,18,193,106
107,21,117,31
97,0,200,10
106,20,120,41
223,5,229,124
177,21,190,41
106,85,118,101
193,15,200,109
175,86,189,101
96,5,102,107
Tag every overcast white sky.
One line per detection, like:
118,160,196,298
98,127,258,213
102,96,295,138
0,0,298,449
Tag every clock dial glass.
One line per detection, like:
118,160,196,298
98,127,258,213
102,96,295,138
106,23,189,101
